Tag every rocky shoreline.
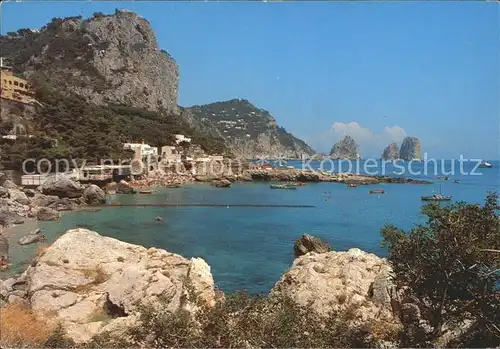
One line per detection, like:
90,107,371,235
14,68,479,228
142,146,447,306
0,229,397,343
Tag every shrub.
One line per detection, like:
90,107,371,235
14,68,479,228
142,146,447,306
381,192,500,347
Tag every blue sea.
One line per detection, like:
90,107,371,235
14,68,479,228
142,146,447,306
4,160,499,294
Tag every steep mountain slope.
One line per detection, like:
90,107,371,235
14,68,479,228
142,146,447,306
0,10,178,112
187,99,314,159
329,135,360,160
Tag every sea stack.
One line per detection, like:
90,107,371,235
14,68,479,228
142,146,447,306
329,135,360,160
399,136,422,161
381,142,400,160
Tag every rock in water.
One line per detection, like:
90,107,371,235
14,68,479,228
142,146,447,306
294,234,331,257
18,229,42,245
116,180,136,194
25,229,215,342
381,142,400,161
329,135,360,160
36,207,60,221
212,179,232,188
83,185,106,205
31,193,60,207
399,136,422,161
271,248,396,326
41,176,83,198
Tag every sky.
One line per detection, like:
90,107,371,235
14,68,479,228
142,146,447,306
1,1,499,159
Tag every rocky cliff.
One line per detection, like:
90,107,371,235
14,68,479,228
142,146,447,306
381,142,400,161
187,99,314,159
399,136,422,161
0,10,178,112
329,135,360,160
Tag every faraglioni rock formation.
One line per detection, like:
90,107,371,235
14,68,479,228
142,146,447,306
381,142,400,160
329,135,361,160
399,136,422,161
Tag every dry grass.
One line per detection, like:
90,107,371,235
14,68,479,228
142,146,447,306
73,267,109,293
0,302,54,347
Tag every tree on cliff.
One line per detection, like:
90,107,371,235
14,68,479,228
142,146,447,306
381,192,500,347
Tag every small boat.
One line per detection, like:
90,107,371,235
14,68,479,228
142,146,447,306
421,194,452,201
369,189,385,194
270,184,297,190
348,183,357,188
478,161,493,168
139,190,154,194
295,182,305,186
437,176,449,180
454,180,460,184
421,185,451,201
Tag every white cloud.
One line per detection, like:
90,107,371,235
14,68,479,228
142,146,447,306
313,122,408,156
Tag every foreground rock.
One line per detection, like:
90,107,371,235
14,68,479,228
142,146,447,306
399,136,422,161
116,180,136,194
329,135,361,160
41,176,84,198
83,185,106,205
8,189,30,205
294,234,331,257
25,229,215,342
272,248,396,325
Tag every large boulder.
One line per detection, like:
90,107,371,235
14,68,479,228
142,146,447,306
0,208,24,227
294,234,331,257
49,198,77,211
41,176,83,198
2,179,18,189
31,193,60,207
36,207,60,221
8,189,30,205
26,229,215,342
83,185,106,205
271,248,396,325
0,187,8,198
116,180,136,194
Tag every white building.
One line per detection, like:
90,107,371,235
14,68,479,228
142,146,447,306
174,134,191,144
160,146,181,163
123,142,158,159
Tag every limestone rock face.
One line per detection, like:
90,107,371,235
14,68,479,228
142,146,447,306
382,143,400,161
271,248,395,325
399,136,422,161
329,135,360,160
41,176,84,198
26,229,215,342
83,185,106,205
294,234,331,257
31,193,60,207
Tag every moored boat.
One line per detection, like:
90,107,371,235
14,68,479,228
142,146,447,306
347,183,357,188
478,161,493,168
369,189,385,194
139,190,154,194
270,184,297,190
421,194,452,201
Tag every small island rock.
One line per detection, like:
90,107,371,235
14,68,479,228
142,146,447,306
294,234,331,257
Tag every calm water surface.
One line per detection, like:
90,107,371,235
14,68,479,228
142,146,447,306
5,160,499,294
